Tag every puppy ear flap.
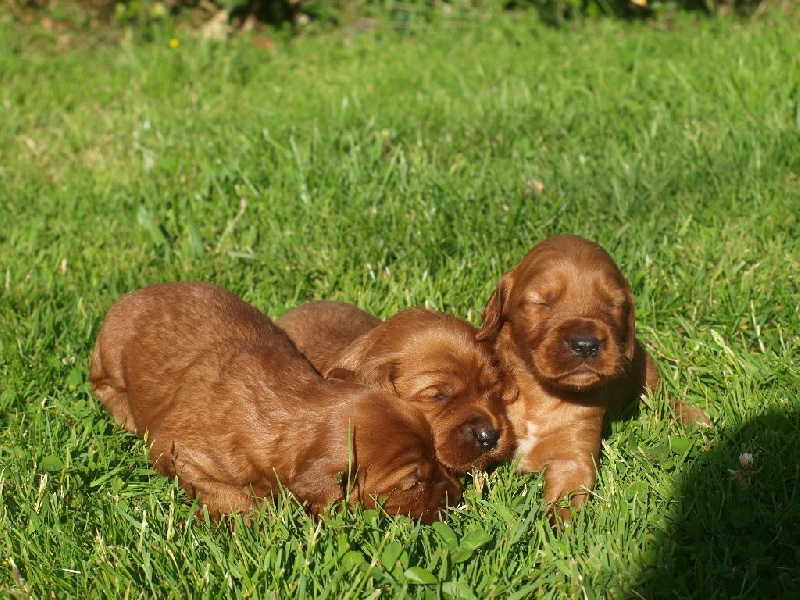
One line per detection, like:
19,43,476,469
326,332,398,394
355,358,397,394
500,376,520,405
476,273,512,342
624,287,637,362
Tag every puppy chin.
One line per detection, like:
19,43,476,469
549,366,607,392
531,350,620,393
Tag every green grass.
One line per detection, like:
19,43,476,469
2,9,799,598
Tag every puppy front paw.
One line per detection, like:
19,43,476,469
542,459,596,525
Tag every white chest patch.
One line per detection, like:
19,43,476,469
515,421,542,459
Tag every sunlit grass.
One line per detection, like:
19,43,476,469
1,10,799,598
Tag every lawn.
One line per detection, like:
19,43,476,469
1,8,799,598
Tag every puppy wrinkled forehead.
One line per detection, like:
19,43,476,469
519,256,629,314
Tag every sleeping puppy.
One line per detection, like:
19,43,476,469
89,282,460,523
477,234,706,522
277,301,381,375
277,302,515,473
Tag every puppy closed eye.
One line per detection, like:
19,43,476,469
394,463,431,492
399,474,423,491
524,292,557,309
422,386,452,402
597,287,628,310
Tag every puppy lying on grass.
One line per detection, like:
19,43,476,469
277,302,515,473
477,234,709,522
89,282,460,523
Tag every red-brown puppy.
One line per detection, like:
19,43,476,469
277,302,515,473
477,235,663,521
277,301,381,375
89,282,460,523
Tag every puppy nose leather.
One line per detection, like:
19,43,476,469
475,427,501,450
569,337,601,358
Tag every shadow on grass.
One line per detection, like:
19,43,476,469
633,407,800,598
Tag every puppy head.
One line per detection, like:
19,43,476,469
478,235,636,392
348,397,462,524
328,308,514,473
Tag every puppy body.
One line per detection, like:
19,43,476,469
90,283,460,523
497,328,658,512
277,302,515,473
276,301,381,374
478,235,660,519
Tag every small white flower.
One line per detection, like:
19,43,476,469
728,452,761,482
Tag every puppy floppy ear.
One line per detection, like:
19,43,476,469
326,332,398,394
500,375,520,405
354,358,398,393
476,273,512,342
623,286,637,362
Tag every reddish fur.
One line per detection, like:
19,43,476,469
477,235,663,522
276,301,381,374
277,302,515,473
90,283,460,523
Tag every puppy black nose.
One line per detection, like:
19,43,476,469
569,337,602,358
474,427,501,451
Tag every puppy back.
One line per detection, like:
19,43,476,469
92,283,311,430
277,301,381,372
